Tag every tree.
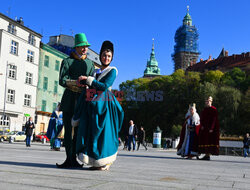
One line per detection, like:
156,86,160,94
203,70,224,84
216,86,241,135
221,68,246,90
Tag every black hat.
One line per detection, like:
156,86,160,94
99,41,114,64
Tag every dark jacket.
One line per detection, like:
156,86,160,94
243,137,249,149
25,121,35,136
138,129,145,142
128,124,138,136
59,52,95,113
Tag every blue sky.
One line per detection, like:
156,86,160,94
1,0,249,89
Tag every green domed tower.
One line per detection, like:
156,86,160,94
144,39,161,77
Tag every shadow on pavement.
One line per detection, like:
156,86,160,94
0,160,89,170
0,160,56,168
118,153,250,164
118,153,182,160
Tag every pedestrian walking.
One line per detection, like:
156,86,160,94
25,117,35,147
127,120,138,151
243,133,250,157
137,126,148,151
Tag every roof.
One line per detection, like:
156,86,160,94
186,52,250,73
0,12,42,38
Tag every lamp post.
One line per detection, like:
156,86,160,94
1,61,8,131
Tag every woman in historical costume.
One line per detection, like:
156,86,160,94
46,103,63,151
72,41,124,170
177,103,200,158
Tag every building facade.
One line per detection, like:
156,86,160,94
172,6,200,71
35,43,68,134
0,13,42,132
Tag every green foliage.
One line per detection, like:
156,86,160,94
221,67,246,89
237,88,250,134
203,70,224,84
171,125,182,138
216,86,241,134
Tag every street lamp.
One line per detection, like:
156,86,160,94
1,61,9,131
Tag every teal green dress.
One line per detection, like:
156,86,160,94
73,66,124,167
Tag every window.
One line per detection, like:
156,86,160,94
53,102,57,111
8,23,16,35
42,100,46,112
10,40,18,55
24,94,31,107
25,72,33,85
28,34,36,46
44,55,49,67
27,50,34,62
7,89,15,103
54,81,58,94
8,64,17,79
55,60,60,71
0,115,10,127
43,77,48,90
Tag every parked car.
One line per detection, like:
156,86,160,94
0,131,9,142
7,131,26,142
35,132,49,142
6,131,19,140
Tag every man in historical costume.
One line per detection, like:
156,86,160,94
57,33,95,168
198,96,220,160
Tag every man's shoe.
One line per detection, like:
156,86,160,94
200,155,210,160
71,160,83,168
56,160,72,168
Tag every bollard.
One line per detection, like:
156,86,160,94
9,136,14,143
42,136,46,144
153,126,162,148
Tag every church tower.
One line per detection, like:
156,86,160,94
172,6,200,71
144,39,161,77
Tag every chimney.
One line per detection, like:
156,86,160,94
200,58,203,62
225,51,228,57
17,17,24,25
